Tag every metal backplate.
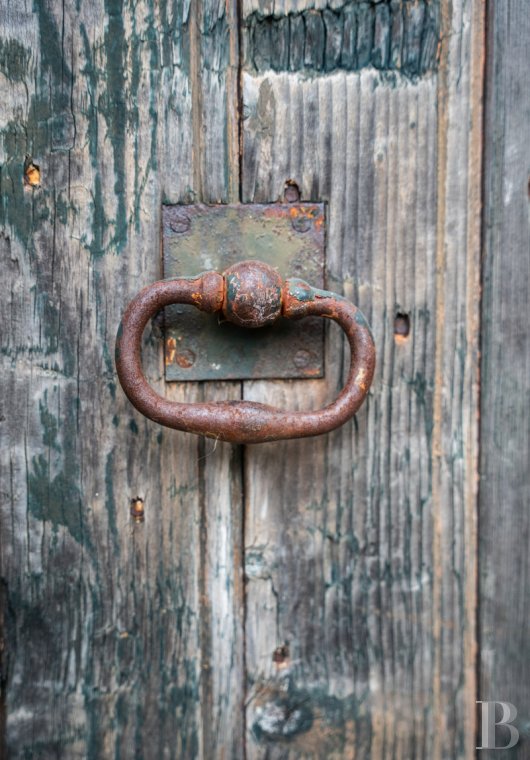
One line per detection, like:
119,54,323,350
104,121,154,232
162,203,326,381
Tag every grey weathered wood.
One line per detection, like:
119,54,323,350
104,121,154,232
241,0,483,757
480,3,530,757
0,0,243,757
2,0,512,757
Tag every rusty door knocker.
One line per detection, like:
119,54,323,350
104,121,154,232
115,260,375,443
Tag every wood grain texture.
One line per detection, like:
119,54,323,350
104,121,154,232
241,0,483,757
0,0,243,757
242,0,441,77
0,0,495,757
479,2,530,757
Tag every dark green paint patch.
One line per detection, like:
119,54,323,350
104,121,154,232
354,309,369,327
35,1,71,84
167,479,197,500
253,695,313,741
55,194,69,225
27,392,90,547
79,10,147,258
36,292,75,375
35,1,75,150
354,308,374,340
287,279,314,301
252,684,366,748
28,453,84,543
0,8,75,244
129,419,139,434
288,280,349,304
39,393,60,451
105,451,119,548
0,38,32,82
408,371,434,442
101,0,128,254
244,0,440,79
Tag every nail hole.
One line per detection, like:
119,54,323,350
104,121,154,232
130,497,145,523
272,643,289,664
394,313,410,342
24,155,40,187
283,180,300,203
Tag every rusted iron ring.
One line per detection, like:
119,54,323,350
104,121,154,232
115,260,375,443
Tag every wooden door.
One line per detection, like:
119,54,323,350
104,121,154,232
1,1,528,758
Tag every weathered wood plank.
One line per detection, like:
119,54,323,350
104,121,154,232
196,1,245,755
241,1,483,757
0,0,243,757
479,2,530,757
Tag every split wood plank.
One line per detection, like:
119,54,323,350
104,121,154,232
241,0,483,757
0,0,243,757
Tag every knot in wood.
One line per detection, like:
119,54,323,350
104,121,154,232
223,260,283,328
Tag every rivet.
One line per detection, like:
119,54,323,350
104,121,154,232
175,348,196,368
291,215,311,233
169,213,191,234
293,349,311,368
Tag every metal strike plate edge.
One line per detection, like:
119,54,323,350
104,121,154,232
162,203,326,381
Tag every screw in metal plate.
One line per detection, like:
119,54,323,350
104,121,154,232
169,214,191,234
293,349,312,369
291,214,311,234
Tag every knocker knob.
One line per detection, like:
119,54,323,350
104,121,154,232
223,261,283,328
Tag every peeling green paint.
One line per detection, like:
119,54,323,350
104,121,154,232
102,0,127,253
0,38,32,82
27,392,88,546
28,454,83,543
287,279,349,304
1,2,217,756
244,0,440,79
167,478,197,500
39,392,60,450
105,451,119,548
252,682,368,749
408,371,434,444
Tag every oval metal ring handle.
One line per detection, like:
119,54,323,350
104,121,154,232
115,260,375,444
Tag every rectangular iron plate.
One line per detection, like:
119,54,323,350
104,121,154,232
163,203,326,381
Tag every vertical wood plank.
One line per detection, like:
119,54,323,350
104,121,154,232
431,1,484,755
0,0,243,757
480,2,530,757
241,1,483,757
197,1,246,755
